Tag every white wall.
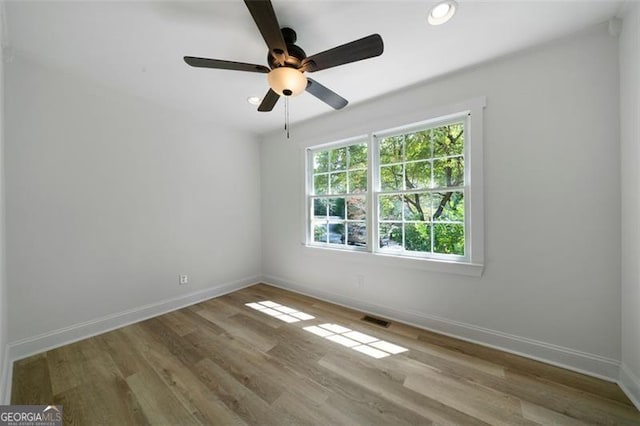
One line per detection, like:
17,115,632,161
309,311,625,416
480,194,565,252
0,2,9,404
620,2,640,407
4,55,262,346
261,25,621,378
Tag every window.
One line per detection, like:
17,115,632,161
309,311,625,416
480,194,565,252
377,120,465,257
310,140,368,247
305,98,484,272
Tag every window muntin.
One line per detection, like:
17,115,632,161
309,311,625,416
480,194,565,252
310,142,368,247
376,120,466,257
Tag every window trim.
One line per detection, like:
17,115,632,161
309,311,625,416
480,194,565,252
303,97,485,276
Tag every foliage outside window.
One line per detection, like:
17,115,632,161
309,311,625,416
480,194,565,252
377,122,465,256
310,142,368,247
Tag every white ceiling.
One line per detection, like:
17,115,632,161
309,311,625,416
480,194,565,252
4,0,623,135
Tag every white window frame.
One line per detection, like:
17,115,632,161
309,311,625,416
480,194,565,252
303,97,485,276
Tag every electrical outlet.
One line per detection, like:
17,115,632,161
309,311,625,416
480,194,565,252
179,275,188,285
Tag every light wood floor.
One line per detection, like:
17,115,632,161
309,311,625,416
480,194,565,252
12,284,640,425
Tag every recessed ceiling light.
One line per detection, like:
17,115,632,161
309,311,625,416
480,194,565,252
247,96,261,105
428,0,457,26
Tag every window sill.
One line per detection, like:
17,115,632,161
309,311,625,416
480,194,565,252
302,244,484,277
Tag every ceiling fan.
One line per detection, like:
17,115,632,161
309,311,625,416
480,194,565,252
183,0,384,112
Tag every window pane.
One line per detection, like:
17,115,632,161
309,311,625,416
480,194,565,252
433,123,464,157
380,136,403,164
314,174,328,195
313,223,327,243
379,223,402,248
405,161,431,189
347,196,366,220
313,198,327,218
405,223,431,253
433,156,463,188
403,193,431,221
348,144,367,169
347,222,367,247
348,170,367,193
432,191,464,222
433,223,464,255
379,195,402,220
330,172,347,194
380,164,403,191
328,198,345,219
314,150,329,173
405,131,431,161
330,147,347,171
329,223,345,245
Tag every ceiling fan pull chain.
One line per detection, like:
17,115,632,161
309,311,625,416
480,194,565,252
285,97,290,139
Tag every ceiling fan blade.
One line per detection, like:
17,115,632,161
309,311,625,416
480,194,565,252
258,89,280,112
244,0,288,65
305,78,348,110
184,57,270,73
302,34,384,73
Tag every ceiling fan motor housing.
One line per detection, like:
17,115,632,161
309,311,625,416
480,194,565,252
267,27,307,69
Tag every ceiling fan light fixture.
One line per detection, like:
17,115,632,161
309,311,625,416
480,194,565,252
428,0,457,25
267,67,307,97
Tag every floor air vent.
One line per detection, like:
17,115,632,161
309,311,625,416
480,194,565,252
361,315,390,328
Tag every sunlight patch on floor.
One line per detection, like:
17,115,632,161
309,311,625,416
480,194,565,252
304,323,408,359
245,301,316,323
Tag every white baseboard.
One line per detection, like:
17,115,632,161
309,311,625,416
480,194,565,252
0,344,11,405
7,275,260,365
620,362,640,410
262,274,621,382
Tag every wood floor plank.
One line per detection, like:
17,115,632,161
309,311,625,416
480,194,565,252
185,321,332,405
11,354,53,404
417,328,631,406
267,324,443,424
193,297,242,318
339,316,507,378
318,349,491,425
127,367,201,425
403,371,536,425
267,340,434,424
185,330,286,405
45,338,123,396
193,357,295,425
138,317,205,366
520,401,587,426
400,346,636,425
203,312,279,352
118,322,247,425
11,283,640,425
180,307,226,335
145,346,245,424
271,391,363,426
55,374,149,426
158,309,201,337
502,368,640,425
96,329,149,378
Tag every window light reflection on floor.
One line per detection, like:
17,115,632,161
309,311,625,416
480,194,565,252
304,323,408,359
245,301,315,323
